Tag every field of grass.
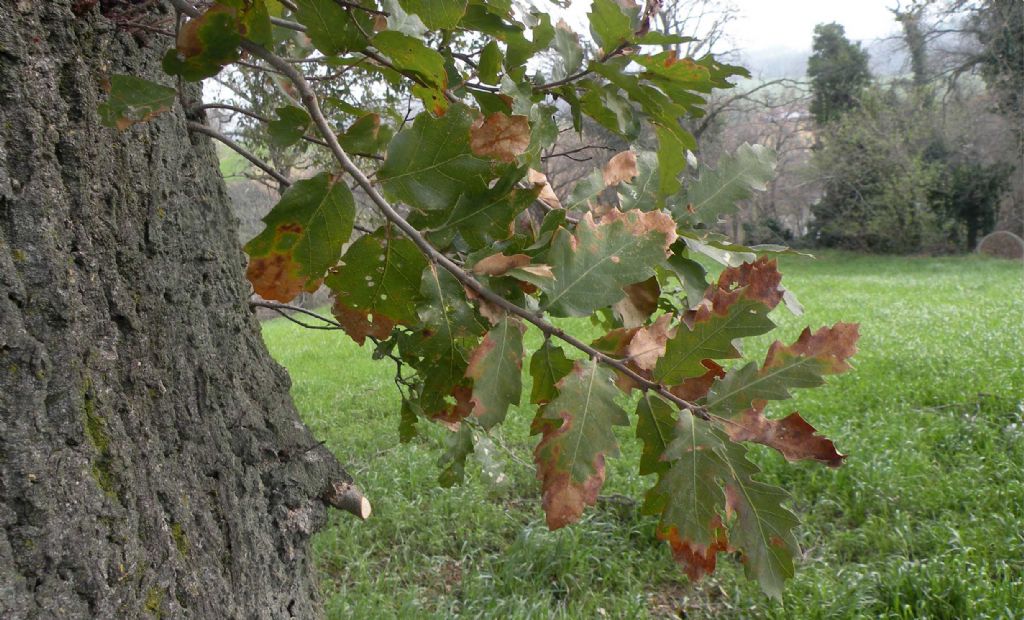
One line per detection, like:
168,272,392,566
261,251,1024,619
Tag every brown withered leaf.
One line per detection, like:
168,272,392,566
528,168,562,210
602,150,639,186
463,285,506,325
717,257,785,311
429,384,475,431
247,251,309,303
515,264,554,279
472,252,533,276
626,314,674,371
590,327,645,392
669,360,726,402
469,112,531,162
727,403,846,467
763,322,860,374
688,258,785,324
613,276,661,328
332,300,395,346
658,518,731,581
600,208,679,253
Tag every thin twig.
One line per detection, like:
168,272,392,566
185,121,291,187
541,145,616,161
331,0,389,17
193,103,331,147
537,42,630,91
250,300,342,329
270,16,306,32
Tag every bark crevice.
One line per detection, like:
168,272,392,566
0,2,349,618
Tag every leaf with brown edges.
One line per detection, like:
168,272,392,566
533,359,629,529
707,323,860,418
727,404,846,467
325,227,427,344
466,317,525,429
245,172,354,302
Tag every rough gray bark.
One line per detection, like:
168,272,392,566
0,2,352,617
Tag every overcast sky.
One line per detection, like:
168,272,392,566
728,0,901,50
552,1,904,53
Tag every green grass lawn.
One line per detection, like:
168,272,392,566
262,251,1024,619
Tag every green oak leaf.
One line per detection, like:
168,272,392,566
644,407,799,597
325,227,427,344
528,340,573,405
478,41,503,85
293,0,370,55
505,12,554,68
617,150,659,211
98,75,177,130
648,410,730,551
588,0,634,51
372,31,447,89
459,5,532,72
636,31,695,46
654,299,775,384
718,438,800,599
655,124,687,198
565,168,605,211
338,113,391,155
399,398,420,443
499,75,536,115
580,82,641,140
675,143,778,227
666,252,711,308
466,317,525,429
533,359,629,529
705,362,803,418
438,424,475,487
418,184,537,248
633,52,714,91
397,0,468,30
680,232,756,267
381,0,428,37
540,209,676,317
635,393,677,478
411,265,485,413
244,172,354,302
591,60,697,151
238,0,273,47
525,104,559,168
267,105,311,148
378,105,500,213
550,23,584,81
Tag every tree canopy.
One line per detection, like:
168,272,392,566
102,0,861,598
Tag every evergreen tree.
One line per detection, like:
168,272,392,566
807,23,873,125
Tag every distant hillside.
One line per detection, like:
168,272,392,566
735,39,909,79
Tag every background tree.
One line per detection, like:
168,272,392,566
806,23,873,125
809,88,946,252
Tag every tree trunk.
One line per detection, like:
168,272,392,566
0,2,352,617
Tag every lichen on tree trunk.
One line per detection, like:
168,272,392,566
0,2,350,617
